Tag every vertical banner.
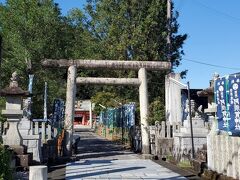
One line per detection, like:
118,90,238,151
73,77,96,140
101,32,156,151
43,82,47,121
123,103,136,128
28,74,34,94
52,99,65,127
25,74,34,119
228,75,240,134
99,103,136,128
215,77,229,131
215,75,240,135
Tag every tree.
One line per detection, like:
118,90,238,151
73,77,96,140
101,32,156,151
91,91,122,114
0,0,187,124
147,97,165,125
0,145,13,180
85,0,187,123
0,0,69,117
0,1,85,118
65,8,107,101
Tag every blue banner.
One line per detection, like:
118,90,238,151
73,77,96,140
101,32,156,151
99,103,136,128
28,74,34,94
215,77,229,131
228,75,240,134
215,75,240,135
52,99,65,126
123,103,135,128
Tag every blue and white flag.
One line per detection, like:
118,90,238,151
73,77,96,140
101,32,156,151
215,74,240,135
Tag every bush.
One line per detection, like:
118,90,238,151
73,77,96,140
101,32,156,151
147,97,165,125
0,145,13,180
0,97,6,123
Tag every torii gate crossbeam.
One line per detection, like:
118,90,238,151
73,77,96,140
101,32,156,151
76,77,140,86
42,59,171,70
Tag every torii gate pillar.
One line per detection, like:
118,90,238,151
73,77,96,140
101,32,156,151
64,65,76,156
138,68,150,154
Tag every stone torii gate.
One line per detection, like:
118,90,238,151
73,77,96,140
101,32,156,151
42,59,171,156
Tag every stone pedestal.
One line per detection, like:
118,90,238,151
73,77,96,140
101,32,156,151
181,117,209,134
19,118,32,136
22,135,42,163
19,117,42,163
2,110,23,146
173,133,207,161
29,165,47,180
173,117,209,161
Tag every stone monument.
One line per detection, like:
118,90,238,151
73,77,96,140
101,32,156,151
1,72,29,145
19,98,32,136
0,72,32,167
20,97,42,163
173,99,209,161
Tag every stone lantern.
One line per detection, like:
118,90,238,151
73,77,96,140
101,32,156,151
0,72,29,146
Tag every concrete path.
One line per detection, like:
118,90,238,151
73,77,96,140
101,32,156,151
65,129,186,180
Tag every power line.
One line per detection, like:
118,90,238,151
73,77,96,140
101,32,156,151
193,0,240,23
183,58,240,70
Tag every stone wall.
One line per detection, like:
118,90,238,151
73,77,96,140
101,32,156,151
207,134,240,179
2,120,59,163
173,134,207,162
151,121,180,159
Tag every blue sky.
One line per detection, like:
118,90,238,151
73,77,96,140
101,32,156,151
1,0,240,89
174,0,240,88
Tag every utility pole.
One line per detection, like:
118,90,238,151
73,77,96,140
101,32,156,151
167,0,172,62
187,82,195,159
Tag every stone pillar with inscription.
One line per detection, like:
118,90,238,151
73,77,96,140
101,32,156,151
173,100,209,161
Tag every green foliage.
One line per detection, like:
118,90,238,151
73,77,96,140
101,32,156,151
0,1,97,118
85,0,187,119
177,160,192,168
0,0,68,117
66,8,103,60
0,0,187,121
86,0,187,64
0,145,13,180
91,91,121,114
0,97,6,123
147,97,165,125
166,155,175,162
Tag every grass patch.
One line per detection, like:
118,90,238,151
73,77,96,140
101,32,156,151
177,160,192,168
166,155,175,162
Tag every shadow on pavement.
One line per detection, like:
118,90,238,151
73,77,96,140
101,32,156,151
48,163,66,180
66,166,145,179
75,131,134,160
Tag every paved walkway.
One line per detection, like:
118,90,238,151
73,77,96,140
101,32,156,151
65,129,186,180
